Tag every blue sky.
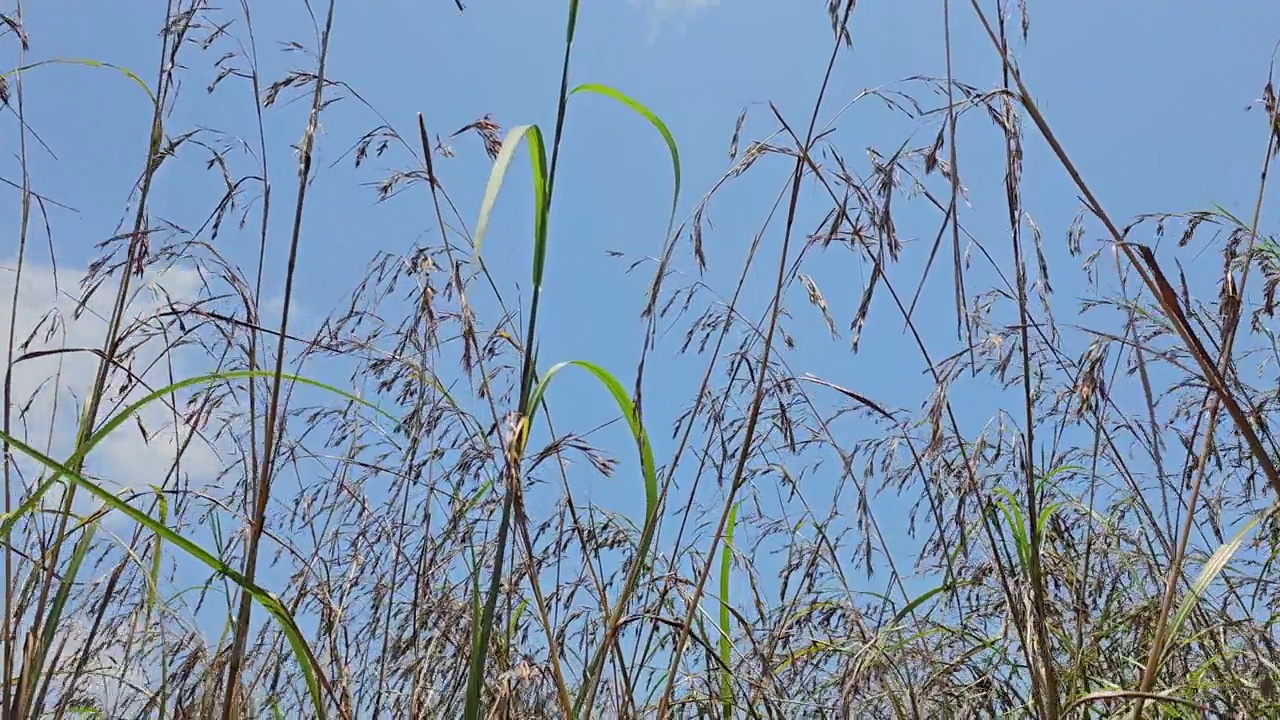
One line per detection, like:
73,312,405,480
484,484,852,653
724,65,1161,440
5,0,1280,710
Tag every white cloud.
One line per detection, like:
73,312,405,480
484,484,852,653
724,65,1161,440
0,258,223,523
631,0,719,40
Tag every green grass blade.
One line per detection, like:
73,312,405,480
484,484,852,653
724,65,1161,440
4,58,156,103
890,582,954,627
28,517,98,716
466,546,484,709
149,485,169,718
569,83,681,241
524,361,659,717
149,485,167,613
1166,512,1262,652
0,431,330,718
0,368,377,718
718,500,741,720
0,369,391,542
465,122,551,720
528,361,657,520
525,128,551,292
470,124,548,278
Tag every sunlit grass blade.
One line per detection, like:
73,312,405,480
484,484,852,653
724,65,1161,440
718,500,740,720
569,83,681,241
464,120,552,720
1164,511,1263,658
521,361,658,718
3,58,156,103
528,360,657,523
470,124,548,280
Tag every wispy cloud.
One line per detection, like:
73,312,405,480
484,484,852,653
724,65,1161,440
631,0,718,40
0,259,222,524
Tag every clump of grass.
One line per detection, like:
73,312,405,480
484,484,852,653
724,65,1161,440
4,0,1280,718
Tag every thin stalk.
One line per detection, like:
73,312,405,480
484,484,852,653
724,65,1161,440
967,0,1280,712
221,1,338,715
466,3,580,718
994,2,1060,714
13,3,177,715
3,2,31,713
1129,65,1277,720
654,3,858,714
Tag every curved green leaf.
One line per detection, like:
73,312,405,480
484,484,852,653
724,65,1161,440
0,431,329,718
471,124,550,287
527,361,659,718
1167,512,1263,650
528,360,657,520
1,369,392,541
570,83,681,242
719,500,741,720
5,58,156,104
0,369,388,718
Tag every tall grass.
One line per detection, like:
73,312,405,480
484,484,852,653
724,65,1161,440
3,0,1280,718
